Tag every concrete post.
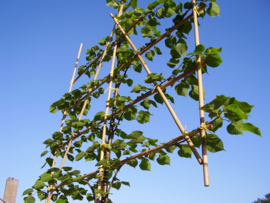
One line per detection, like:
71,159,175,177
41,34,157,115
3,178,19,203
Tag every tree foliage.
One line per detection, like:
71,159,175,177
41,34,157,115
23,0,261,203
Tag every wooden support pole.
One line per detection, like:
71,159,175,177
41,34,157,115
96,5,124,203
110,13,202,164
192,0,209,186
51,43,83,170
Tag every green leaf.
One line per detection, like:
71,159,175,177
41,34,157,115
206,134,225,153
131,84,144,93
206,54,222,67
98,38,106,46
190,134,201,148
40,150,48,157
242,123,261,136
121,181,130,187
187,44,205,56
112,182,121,190
178,21,192,34
148,1,160,9
165,7,176,17
124,106,137,121
189,85,205,101
126,79,133,87
133,63,142,73
137,110,152,124
94,111,105,121
140,98,151,109
49,105,57,113
157,154,171,165
34,180,45,190
154,46,162,55
173,39,188,56
165,145,176,153
22,189,33,196
167,58,179,68
205,47,222,55
227,120,244,135
145,50,155,61
207,2,220,17
165,35,177,48
24,196,35,203
116,44,129,53
211,117,223,132
130,0,137,9
144,73,164,83
178,145,192,158
40,173,52,182
141,25,153,38
127,159,138,168
154,93,164,104
139,159,151,171
156,7,165,18
55,199,66,203
232,100,254,114
75,152,85,161
175,80,189,97
37,191,46,201
224,104,248,121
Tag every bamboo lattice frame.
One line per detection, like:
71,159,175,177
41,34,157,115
45,2,211,203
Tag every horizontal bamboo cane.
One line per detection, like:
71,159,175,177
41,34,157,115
65,4,207,113
50,122,213,191
56,61,207,150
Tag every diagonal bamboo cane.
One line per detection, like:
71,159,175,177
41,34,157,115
51,43,83,170
192,0,209,186
110,13,203,164
63,4,207,116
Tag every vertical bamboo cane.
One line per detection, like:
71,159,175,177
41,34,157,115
110,13,203,164
96,5,124,203
192,0,209,186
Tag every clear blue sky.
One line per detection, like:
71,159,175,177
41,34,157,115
0,1,270,203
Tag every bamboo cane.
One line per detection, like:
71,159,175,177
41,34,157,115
110,13,202,164
96,5,124,203
192,0,209,186
50,122,214,191
56,61,207,150
73,15,145,83
64,4,207,116
51,43,83,170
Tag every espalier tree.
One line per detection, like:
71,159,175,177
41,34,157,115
23,0,261,203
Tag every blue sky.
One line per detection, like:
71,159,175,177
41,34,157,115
0,0,270,203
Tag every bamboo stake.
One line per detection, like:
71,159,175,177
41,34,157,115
96,5,124,203
51,43,83,170
56,61,207,150
50,122,214,191
64,4,207,115
73,15,145,83
47,25,118,202
110,13,202,164
192,0,209,186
